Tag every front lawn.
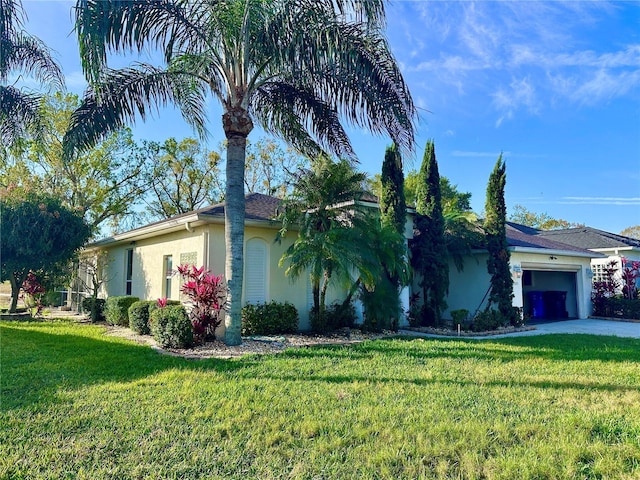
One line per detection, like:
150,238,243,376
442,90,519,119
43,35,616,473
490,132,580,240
1,320,639,479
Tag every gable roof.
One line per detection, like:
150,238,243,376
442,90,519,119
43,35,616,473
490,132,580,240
88,193,283,248
505,222,598,257
535,227,640,251
197,193,282,221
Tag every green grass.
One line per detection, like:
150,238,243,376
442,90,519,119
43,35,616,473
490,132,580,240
1,320,639,479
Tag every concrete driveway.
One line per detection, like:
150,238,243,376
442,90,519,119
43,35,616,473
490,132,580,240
400,319,640,340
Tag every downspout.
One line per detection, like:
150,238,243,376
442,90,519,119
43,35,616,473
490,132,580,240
185,221,194,233
203,230,209,269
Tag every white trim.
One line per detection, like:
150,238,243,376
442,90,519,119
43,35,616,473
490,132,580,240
521,262,581,272
510,246,599,259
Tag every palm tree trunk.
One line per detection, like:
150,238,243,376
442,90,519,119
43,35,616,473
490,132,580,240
222,108,253,346
320,269,332,314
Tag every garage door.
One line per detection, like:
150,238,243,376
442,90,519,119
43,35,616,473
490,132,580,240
522,269,578,320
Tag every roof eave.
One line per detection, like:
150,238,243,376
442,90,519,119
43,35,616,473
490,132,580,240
510,246,604,258
86,213,204,249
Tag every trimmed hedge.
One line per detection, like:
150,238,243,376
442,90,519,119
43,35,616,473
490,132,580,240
241,301,299,336
150,305,193,348
104,296,139,326
148,299,181,316
129,300,184,335
82,297,106,322
596,297,640,320
128,301,152,335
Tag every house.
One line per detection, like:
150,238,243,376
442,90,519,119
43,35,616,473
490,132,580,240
535,227,640,291
82,193,347,331
82,192,612,331
443,222,603,321
82,192,419,332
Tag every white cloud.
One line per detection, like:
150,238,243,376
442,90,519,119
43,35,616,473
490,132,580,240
560,196,640,205
564,69,640,105
392,1,640,123
492,77,538,125
452,151,509,158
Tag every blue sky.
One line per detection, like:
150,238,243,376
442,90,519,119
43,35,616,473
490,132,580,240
19,0,640,234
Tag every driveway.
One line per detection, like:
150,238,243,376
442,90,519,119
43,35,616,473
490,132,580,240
400,319,640,340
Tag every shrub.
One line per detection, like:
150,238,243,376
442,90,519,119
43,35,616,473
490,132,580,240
148,299,181,316
104,296,139,326
450,309,470,329
128,300,153,335
470,308,506,332
310,301,357,333
241,301,299,336
22,272,45,316
150,304,193,348
406,293,422,328
597,297,640,320
82,297,106,322
41,290,63,307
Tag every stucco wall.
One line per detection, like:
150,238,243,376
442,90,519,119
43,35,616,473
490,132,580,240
97,222,347,332
436,251,593,321
441,253,492,319
103,228,205,300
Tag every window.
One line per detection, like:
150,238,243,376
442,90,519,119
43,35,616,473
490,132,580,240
164,255,173,299
125,249,133,295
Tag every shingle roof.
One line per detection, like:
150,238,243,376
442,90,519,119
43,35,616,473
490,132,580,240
198,192,282,221
535,227,640,250
506,223,595,254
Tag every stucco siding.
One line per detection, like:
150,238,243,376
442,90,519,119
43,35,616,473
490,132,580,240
438,251,593,321
442,253,491,319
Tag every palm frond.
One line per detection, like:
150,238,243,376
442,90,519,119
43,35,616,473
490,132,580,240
63,64,207,159
0,0,24,40
0,85,43,148
251,82,353,159
168,53,227,102
0,33,64,88
74,0,216,84
255,8,415,156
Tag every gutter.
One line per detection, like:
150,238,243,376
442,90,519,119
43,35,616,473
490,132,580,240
509,246,603,259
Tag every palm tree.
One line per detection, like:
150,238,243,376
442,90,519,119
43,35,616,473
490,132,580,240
64,0,416,345
0,0,64,152
279,157,409,331
278,157,372,316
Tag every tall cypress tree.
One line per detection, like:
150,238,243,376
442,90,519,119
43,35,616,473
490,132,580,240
410,140,448,326
484,155,516,324
364,143,407,331
380,143,406,234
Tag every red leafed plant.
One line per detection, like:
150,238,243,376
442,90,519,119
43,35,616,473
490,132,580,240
621,257,640,300
22,271,45,316
176,264,227,341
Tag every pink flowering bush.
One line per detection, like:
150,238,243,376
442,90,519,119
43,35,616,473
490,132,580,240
176,264,227,342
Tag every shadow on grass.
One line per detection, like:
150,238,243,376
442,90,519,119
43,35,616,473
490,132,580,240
360,334,640,364
259,335,640,393
0,321,252,411
3,322,639,412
